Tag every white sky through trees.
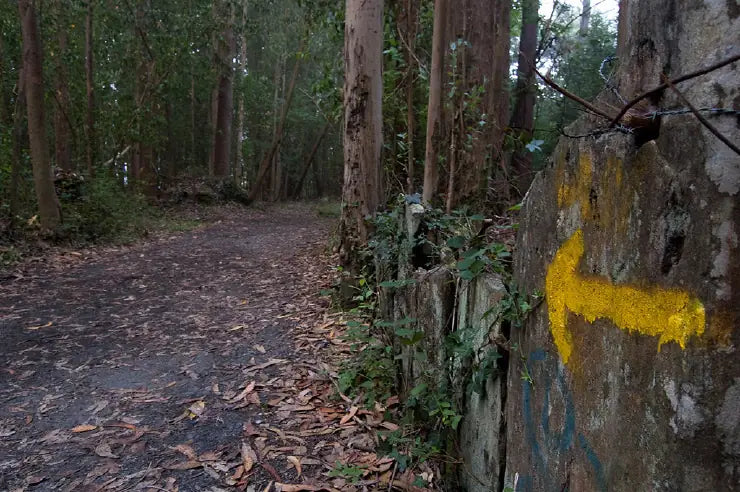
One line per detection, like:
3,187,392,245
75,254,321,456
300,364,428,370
540,0,619,22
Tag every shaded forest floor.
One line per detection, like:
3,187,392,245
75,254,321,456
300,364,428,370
0,204,406,492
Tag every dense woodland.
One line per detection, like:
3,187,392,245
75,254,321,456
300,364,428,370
0,0,615,248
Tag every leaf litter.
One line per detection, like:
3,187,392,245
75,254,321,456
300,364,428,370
0,205,439,491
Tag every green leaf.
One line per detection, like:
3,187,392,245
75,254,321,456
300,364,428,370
410,383,428,398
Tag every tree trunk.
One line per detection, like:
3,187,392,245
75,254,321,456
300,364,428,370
422,0,447,205
0,34,10,129
509,0,539,199
213,1,236,178
399,0,419,194
10,68,26,223
488,0,512,205
247,35,306,203
292,122,330,199
339,0,384,268
85,0,95,176
19,0,61,232
579,0,591,37
234,0,248,186
53,0,72,171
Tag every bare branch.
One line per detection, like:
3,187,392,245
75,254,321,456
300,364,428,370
610,52,740,127
660,73,740,157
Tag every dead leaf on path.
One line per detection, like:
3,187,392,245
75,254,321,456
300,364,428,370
340,406,359,425
275,484,321,492
71,424,98,433
164,460,203,470
245,359,287,374
94,442,119,459
229,324,247,331
231,464,245,480
286,456,302,477
241,441,258,473
187,400,206,418
25,475,46,486
261,462,282,482
254,344,266,353
173,444,198,461
26,321,52,331
227,381,256,403
380,422,400,431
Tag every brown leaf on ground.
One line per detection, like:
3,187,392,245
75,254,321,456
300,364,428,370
71,424,98,433
241,441,258,473
94,442,119,459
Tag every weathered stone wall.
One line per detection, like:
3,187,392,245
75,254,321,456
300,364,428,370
390,268,507,491
505,1,739,490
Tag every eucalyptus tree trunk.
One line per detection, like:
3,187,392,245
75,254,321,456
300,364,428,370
447,0,511,210
0,36,8,127
509,0,539,199
52,0,72,171
10,68,26,223
421,0,447,205
85,0,95,176
234,0,248,186
488,0,512,205
399,0,419,194
579,0,591,36
19,0,61,232
339,0,384,268
247,36,306,203
292,122,330,199
213,0,236,178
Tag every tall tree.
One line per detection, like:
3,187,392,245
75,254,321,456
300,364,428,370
421,0,447,205
339,0,384,267
18,0,61,231
85,0,96,175
398,0,419,194
247,35,306,203
212,0,236,178
234,0,249,186
52,0,72,171
509,0,539,198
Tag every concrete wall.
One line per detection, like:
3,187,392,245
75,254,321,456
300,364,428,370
385,3,738,490
505,1,739,489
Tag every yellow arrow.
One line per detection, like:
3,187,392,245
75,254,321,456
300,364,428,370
546,229,705,364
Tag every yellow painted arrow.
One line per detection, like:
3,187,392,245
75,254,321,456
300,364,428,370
546,229,705,364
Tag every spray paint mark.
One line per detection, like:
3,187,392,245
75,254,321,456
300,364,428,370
545,229,705,364
519,349,606,492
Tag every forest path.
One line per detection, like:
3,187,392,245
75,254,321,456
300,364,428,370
0,204,370,492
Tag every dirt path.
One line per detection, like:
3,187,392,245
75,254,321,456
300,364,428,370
0,205,383,492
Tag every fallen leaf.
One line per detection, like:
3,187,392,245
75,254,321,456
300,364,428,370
228,381,256,404
261,462,282,482
340,406,359,425
187,400,206,418
164,460,202,470
94,442,119,459
286,456,302,477
275,484,321,492
71,424,98,433
26,321,53,331
26,475,46,485
254,344,266,353
380,422,400,431
173,444,198,461
231,465,245,480
241,441,258,473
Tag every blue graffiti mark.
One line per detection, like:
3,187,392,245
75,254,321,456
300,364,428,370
517,349,607,492
578,433,607,491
